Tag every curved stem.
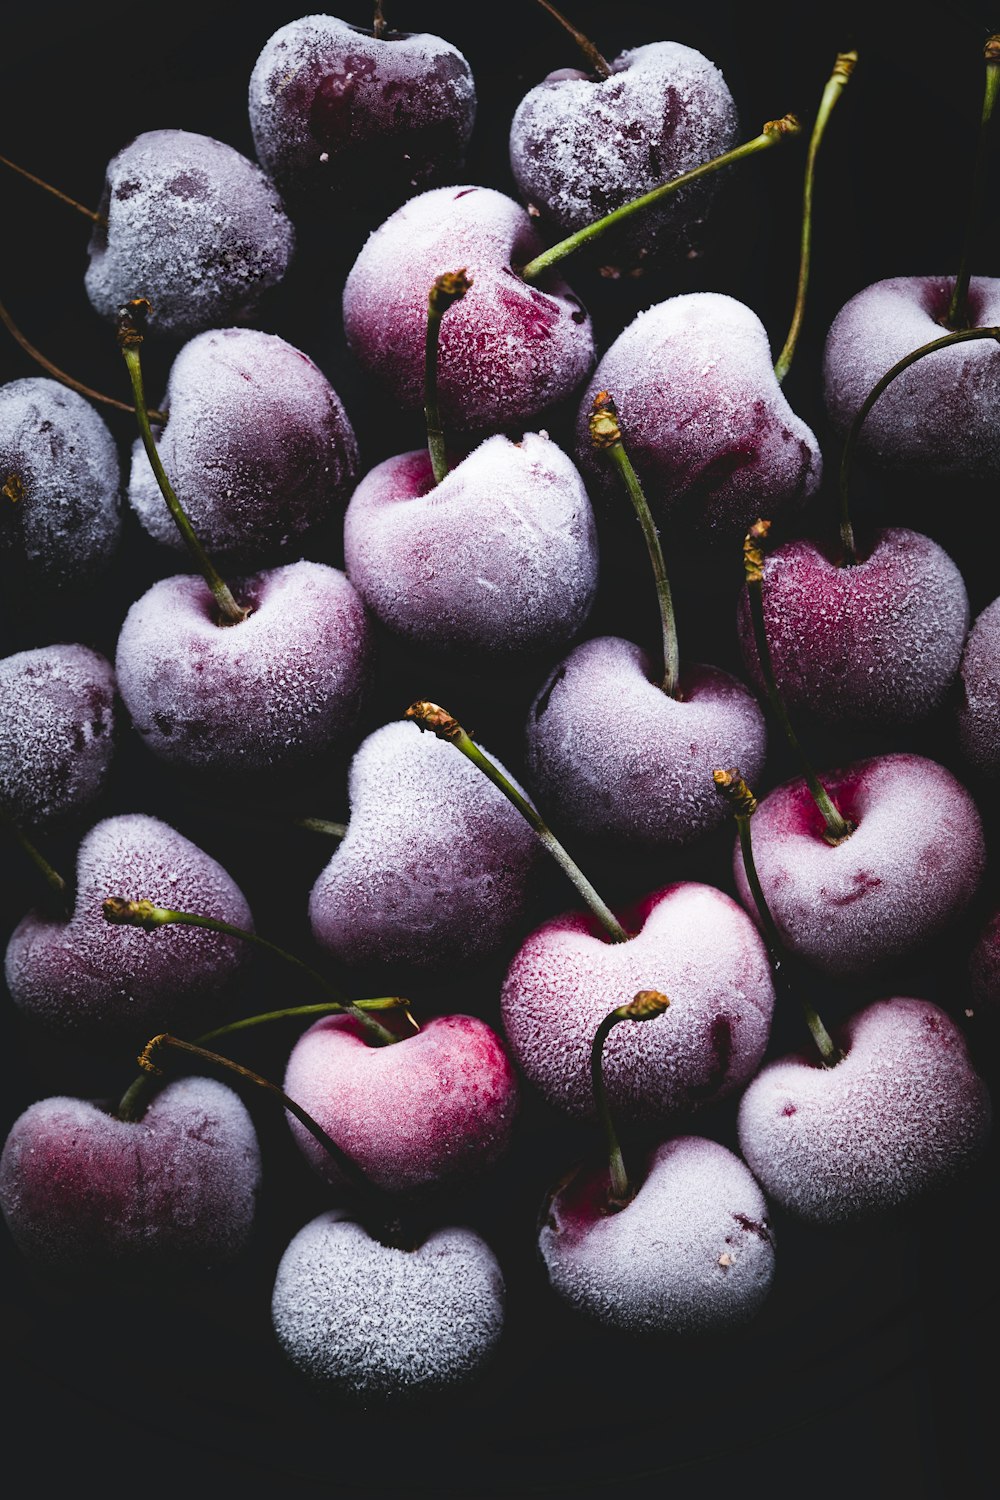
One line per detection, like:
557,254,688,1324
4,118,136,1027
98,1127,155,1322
743,523,853,845
591,991,670,1208
946,35,1000,331
774,50,857,385
424,270,471,484
713,770,841,1066
101,897,399,1046
0,296,164,420
838,326,1000,558
0,810,69,916
405,701,629,943
0,152,105,225
589,392,679,697
535,0,610,77
117,300,248,626
519,116,801,283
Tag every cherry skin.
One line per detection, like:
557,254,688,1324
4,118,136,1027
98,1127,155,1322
501,882,776,1124
343,431,599,658
956,593,1000,781
539,1135,776,1335
0,643,116,831
0,1076,261,1278
735,527,970,730
127,326,360,566
249,14,476,214
969,903,1000,1020
510,39,739,270
85,129,295,341
573,292,823,548
341,184,594,435
271,1210,505,1400
737,996,992,1224
282,1012,519,1197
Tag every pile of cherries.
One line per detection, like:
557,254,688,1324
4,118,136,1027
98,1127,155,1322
1,3,997,1490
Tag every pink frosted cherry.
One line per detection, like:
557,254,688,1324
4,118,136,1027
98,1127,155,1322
127,326,360,564
248,11,476,212
85,129,295,340
0,643,116,831
957,594,1000,780
0,1075,261,1277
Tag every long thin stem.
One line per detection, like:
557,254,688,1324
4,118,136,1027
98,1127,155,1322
0,809,69,915
518,116,801,283
116,299,248,626
293,818,348,839
535,0,610,77
0,296,164,420
591,991,670,1207
743,522,853,845
589,391,679,697
0,152,105,225
774,50,857,384
713,769,841,1066
424,270,472,484
102,897,400,1047
404,701,629,943
946,35,1000,331
839,326,1000,558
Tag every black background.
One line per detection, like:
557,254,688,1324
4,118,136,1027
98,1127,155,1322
1,2,998,1495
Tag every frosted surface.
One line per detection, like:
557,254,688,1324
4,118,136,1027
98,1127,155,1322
0,643,116,830
0,1076,261,1273
970,905,1000,1016
737,997,992,1223
957,594,1000,778
129,327,359,562
344,432,599,655
85,129,295,339
271,1211,505,1397
540,1135,775,1335
501,881,775,1122
0,377,121,585
525,636,767,846
5,812,253,1039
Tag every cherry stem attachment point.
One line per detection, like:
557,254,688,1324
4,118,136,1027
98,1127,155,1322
591,990,670,1207
372,1,386,40
774,50,857,385
743,521,854,845
0,152,106,225
535,0,611,78
946,34,1000,331
518,115,801,283
116,299,248,627
589,391,679,697
404,700,629,943
838,325,1000,559
713,768,842,1067
424,269,472,484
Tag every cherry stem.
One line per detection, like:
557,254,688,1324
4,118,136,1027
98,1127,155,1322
518,116,801,283
116,299,249,627
404,700,629,943
0,809,69,916
294,817,348,839
589,391,679,697
591,990,671,1207
774,50,857,385
945,35,1000,331
101,897,400,1047
713,769,842,1067
0,295,165,421
0,151,105,225
838,325,1000,559
372,1,386,39
535,0,610,78
743,521,854,845
424,270,472,484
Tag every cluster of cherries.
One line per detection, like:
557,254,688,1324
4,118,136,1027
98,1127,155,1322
1,2,997,1428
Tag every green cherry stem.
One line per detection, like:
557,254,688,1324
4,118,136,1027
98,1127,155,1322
591,990,671,1207
293,817,348,839
774,49,858,385
424,269,472,484
713,769,842,1066
0,809,69,916
0,151,105,225
838,325,1000,559
405,700,629,943
101,897,400,1047
589,391,679,697
0,295,164,421
518,115,801,283
117,298,249,626
743,521,853,845
946,34,1000,331
536,0,611,78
